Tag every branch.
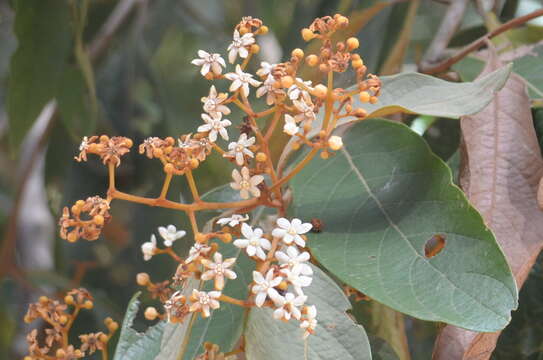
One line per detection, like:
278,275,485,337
420,9,543,74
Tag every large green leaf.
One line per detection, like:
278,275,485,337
7,0,71,150
360,65,511,118
245,265,371,360
290,119,517,332
113,292,166,360
453,44,543,101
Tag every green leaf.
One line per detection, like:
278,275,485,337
453,44,543,101
113,292,166,360
57,67,97,138
360,65,511,118
7,0,71,150
245,265,371,360
290,119,517,332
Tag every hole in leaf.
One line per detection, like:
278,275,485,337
424,234,446,258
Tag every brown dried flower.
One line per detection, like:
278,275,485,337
75,135,132,167
59,196,110,242
79,332,107,354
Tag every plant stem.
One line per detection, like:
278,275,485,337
421,9,543,74
159,173,173,199
186,171,201,202
219,294,250,307
270,147,319,191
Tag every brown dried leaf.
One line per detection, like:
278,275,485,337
432,46,543,360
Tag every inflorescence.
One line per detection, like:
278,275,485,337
26,13,381,359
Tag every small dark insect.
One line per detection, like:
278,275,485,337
238,116,253,135
310,218,323,233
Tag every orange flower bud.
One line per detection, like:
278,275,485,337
292,48,304,59
136,272,150,286
313,84,328,99
301,28,314,41
256,152,267,162
281,76,294,88
359,91,370,103
346,37,359,50
306,54,319,67
144,306,159,321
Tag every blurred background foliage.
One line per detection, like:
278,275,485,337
0,0,542,358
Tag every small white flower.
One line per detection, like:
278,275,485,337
185,242,212,264
283,114,299,136
224,133,255,166
191,50,226,76
197,112,232,142
227,30,255,64
217,214,249,227
328,135,343,151
256,61,276,77
201,86,230,116
141,234,157,261
158,225,186,247
293,98,316,124
273,292,307,321
300,305,317,338
251,269,283,307
275,246,313,276
272,218,312,246
288,78,313,100
189,289,221,318
256,75,283,106
230,167,264,199
201,252,237,290
233,223,271,260
281,266,312,296
79,136,89,151
224,65,262,97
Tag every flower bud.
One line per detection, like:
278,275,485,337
124,138,134,148
39,296,49,304
257,25,269,35
306,54,319,67
220,233,233,243
313,84,328,99
292,48,304,59
93,214,104,226
369,96,378,104
83,300,94,309
256,152,267,162
328,136,343,151
281,76,294,88
359,91,370,103
250,44,260,54
64,295,75,305
301,28,314,41
190,158,200,169
145,306,159,321
337,15,349,28
136,272,150,286
320,151,329,159
67,231,78,243
99,135,110,142
318,63,330,73
354,108,368,118
292,142,301,150
59,315,68,325
108,321,119,332
352,59,364,69
99,333,109,342
346,37,359,50
164,163,175,174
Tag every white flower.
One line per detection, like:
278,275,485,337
141,234,157,261
79,136,89,151
233,223,271,260
197,112,232,142
191,50,226,76
227,30,255,64
189,289,221,318
185,242,212,264
273,292,307,321
230,166,264,199
293,98,316,123
256,75,283,106
281,266,312,296
217,214,249,227
201,252,237,290
158,225,186,247
283,114,299,136
300,305,317,338
256,61,276,77
288,78,313,100
201,85,230,116
328,135,343,151
224,133,255,166
224,65,262,97
251,270,283,307
275,246,313,276
272,218,312,247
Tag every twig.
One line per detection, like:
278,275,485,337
419,0,469,70
421,9,543,74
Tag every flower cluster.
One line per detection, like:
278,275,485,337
59,196,110,242
54,12,382,358
23,289,118,360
